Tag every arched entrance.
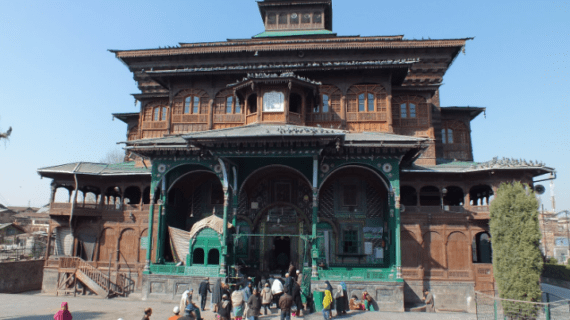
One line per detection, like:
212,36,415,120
238,165,313,273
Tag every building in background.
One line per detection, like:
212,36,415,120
37,0,555,312
540,210,570,264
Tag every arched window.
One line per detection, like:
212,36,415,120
443,186,464,206
226,97,233,114
184,96,201,114
313,12,322,23
347,85,386,114
358,93,375,112
208,249,220,265
302,13,311,24
473,232,492,263
469,185,494,206
248,94,257,114
391,95,428,129
278,13,287,25
290,12,299,24
153,106,167,121
193,248,205,264
322,94,329,112
419,186,440,206
315,94,330,113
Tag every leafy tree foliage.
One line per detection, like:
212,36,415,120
490,182,542,317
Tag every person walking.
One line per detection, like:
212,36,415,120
278,292,294,320
198,278,211,311
246,288,262,320
141,307,152,320
217,294,232,320
334,284,346,316
291,281,304,317
232,287,245,320
168,306,181,320
261,282,273,315
340,282,349,313
180,290,191,314
54,302,72,320
211,278,223,312
422,289,435,313
322,289,333,320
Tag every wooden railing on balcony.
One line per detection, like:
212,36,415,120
263,112,285,122
346,112,386,122
289,112,303,125
141,121,168,130
402,205,490,216
214,114,245,123
172,114,208,123
307,113,341,122
246,113,257,125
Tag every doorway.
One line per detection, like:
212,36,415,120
273,236,291,273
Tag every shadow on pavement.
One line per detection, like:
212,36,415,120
6,312,104,320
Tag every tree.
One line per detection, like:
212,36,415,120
490,181,543,316
99,148,125,164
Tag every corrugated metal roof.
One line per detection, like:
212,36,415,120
253,30,335,38
37,161,150,176
403,158,554,174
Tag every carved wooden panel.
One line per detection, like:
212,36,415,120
172,114,208,123
127,125,140,141
346,122,389,132
391,95,429,129
213,114,244,123
142,121,168,130
98,228,117,261
423,231,444,269
212,123,242,130
289,112,303,125
401,231,421,268
307,113,341,122
246,114,258,124
447,231,470,271
346,112,386,122
142,130,168,139
262,112,285,122
171,124,208,134
119,228,138,263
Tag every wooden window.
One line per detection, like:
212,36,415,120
313,12,322,23
290,13,299,24
153,106,167,121
400,103,416,119
322,94,329,112
367,93,374,112
226,97,233,114
235,98,241,114
302,13,311,23
442,128,453,144
342,229,359,254
267,13,276,25
358,93,375,112
278,13,287,25
184,96,201,114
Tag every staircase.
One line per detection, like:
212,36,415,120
56,257,125,297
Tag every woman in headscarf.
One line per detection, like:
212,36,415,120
291,280,304,317
212,278,223,312
334,284,345,316
323,281,334,310
246,287,262,320
364,294,379,312
261,282,273,315
231,287,245,320
340,282,349,314
322,288,333,320
217,294,232,320
54,302,72,320
180,289,191,314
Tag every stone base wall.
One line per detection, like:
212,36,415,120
142,273,212,301
0,260,45,293
405,280,476,313
319,280,404,312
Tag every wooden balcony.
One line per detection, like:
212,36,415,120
262,112,285,122
289,112,303,125
49,202,150,217
401,267,473,281
401,205,490,220
214,114,245,123
141,121,168,130
172,114,208,123
246,113,258,125
346,112,386,122
307,113,341,122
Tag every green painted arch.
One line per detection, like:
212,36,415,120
318,163,392,192
251,201,311,231
238,164,312,196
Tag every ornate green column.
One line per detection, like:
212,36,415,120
221,188,229,275
232,192,238,228
155,179,166,264
144,181,157,273
311,156,319,279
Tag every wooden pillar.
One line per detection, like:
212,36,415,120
208,98,214,130
301,92,307,125
257,88,262,123
340,94,347,129
45,224,54,261
386,93,393,133
284,88,290,123
49,182,57,204
155,179,166,264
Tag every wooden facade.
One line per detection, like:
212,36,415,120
38,0,555,312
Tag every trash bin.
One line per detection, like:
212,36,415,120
313,290,324,312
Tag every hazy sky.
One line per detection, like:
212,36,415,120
0,1,568,210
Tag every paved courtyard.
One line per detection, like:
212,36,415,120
0,291,476,320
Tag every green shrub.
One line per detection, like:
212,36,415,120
547,257,559,264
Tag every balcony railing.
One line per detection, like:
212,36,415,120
402,205,490,216
246,113,257,125
172,114,208,123
346,112,386,122
213,114,245,123
141,121,168,130
49,202,149,216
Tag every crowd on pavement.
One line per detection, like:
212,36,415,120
49,263,436,320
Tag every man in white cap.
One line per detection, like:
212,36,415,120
168,306,181,320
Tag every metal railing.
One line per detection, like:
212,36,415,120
475,291,570,320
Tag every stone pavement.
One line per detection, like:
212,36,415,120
0,292,476,320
